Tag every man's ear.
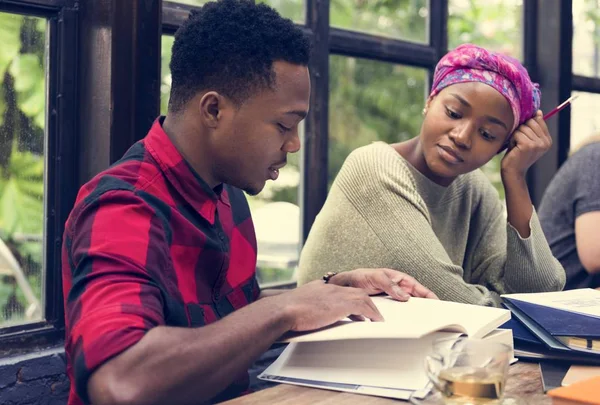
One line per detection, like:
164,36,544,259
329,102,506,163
198,91,223,129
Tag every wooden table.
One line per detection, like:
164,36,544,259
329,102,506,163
222,361,550,404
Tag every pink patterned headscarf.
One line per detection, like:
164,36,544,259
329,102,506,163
430,44,541,133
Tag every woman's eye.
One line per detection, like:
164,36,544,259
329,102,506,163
445,107,461,119
480,130,496,141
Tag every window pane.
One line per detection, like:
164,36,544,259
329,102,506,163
0,13,46,326
168,0,304,23
330,0,428,43
480,155,504,200
161,35,174,115
160,35,300,287
246,124,303,287
329,56,426,184
257,0,304,23
570,91,600,153
168,0,210,6
448,0,523,60
573,1,600,78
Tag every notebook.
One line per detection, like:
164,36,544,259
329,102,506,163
260,296,513,400
502,289,600,357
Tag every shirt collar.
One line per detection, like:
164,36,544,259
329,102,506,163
143,117,230,225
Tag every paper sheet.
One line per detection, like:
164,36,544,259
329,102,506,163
503,289,600,319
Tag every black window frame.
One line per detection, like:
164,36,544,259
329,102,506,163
0,0,78,351
161,0,449,241
162,0,574,236
0,0,583,349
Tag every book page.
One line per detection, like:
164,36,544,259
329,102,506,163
280,296,510,343
265,333,455,391
262,329,514,397
502,289,600,319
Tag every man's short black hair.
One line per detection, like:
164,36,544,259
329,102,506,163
168,0,310,112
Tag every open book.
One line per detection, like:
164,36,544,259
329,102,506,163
279,296,511,342
260,297,513,400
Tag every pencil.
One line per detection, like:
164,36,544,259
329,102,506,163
543,95,579,120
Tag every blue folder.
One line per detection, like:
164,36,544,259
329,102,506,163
500,317,541,345
501,295,600,361
500,316,600,365
503,298,600,339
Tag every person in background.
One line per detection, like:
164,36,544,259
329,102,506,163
61,2,436,405
539,134,600,290
298,44,566,307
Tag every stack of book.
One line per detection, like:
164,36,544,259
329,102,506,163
500,289,600,365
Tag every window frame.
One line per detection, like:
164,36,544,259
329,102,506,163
162,0,449,241
0,0,78,350
161,0,580,237
0,0,586,345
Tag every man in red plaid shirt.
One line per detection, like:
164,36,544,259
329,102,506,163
61,1,436,404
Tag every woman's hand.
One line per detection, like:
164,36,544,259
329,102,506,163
501,110,552,178
329,268,438,301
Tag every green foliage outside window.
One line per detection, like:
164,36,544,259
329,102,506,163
0,13,46,325
331,0,427,42
171,0,304,22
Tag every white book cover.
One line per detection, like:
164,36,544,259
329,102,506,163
260,297,512,400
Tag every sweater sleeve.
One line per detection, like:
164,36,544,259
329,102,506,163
464,174,566,295
298,144,504,307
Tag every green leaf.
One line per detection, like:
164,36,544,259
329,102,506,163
9,54,41,92
0,145,45,237
35,18,46,35
8,53,45,126
0,13,22,85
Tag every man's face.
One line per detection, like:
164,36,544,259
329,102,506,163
212,61,310,195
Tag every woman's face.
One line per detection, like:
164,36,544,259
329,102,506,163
419,81,514,184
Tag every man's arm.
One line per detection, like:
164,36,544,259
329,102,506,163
258,289,290,299
88,278,410,405
69,192,435,405
88,295,289,405
575,211,600,274
66,189,296,405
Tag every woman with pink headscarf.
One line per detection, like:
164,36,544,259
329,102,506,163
298,44,566,307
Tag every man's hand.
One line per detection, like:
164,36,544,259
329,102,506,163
272,281,384,331
329,268,438,301
272,268,437,332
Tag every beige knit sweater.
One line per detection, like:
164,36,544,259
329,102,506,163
297,142,566,307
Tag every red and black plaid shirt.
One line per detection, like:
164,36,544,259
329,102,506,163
62,118,260,405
